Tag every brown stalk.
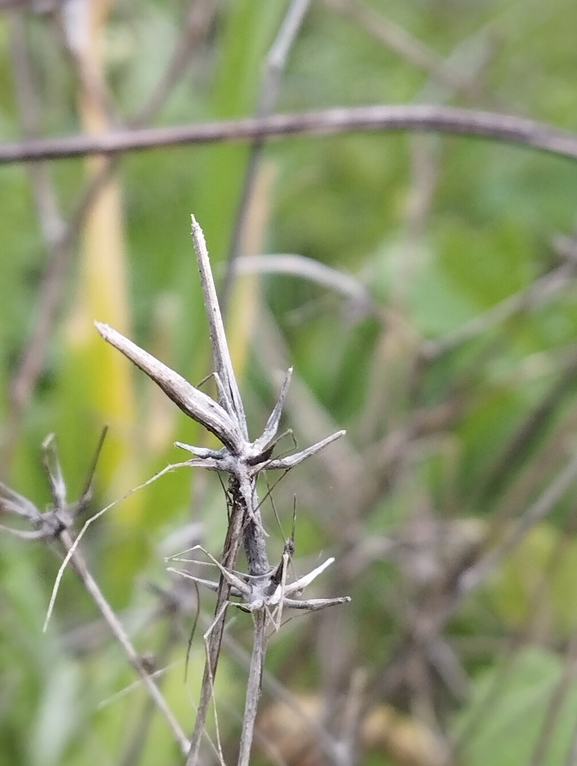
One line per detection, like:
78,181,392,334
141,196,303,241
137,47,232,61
2,105,577,163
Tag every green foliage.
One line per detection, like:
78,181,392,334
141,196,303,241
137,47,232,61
455,647,577,766
3,0,577,763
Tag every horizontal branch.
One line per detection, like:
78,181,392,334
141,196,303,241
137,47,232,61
2,105,577,164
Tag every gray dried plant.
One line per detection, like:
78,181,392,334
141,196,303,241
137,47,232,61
95,216,350,766
0,429,190,753
0,217,349,765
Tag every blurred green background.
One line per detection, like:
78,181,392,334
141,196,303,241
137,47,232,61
2,0,577,764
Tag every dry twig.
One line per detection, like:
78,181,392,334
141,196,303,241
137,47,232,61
0,430,190,755
3,105,577,163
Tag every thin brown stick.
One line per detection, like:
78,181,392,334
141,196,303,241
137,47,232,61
219,617,344,762
2,105,577,163
59,530,189,755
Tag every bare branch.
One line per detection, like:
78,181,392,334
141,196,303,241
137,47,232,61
2,105,577,164
44,460,191,630
251,367,293,456
265,430,346,470
95,219,347,766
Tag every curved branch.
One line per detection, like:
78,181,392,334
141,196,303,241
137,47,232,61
1,105,577,163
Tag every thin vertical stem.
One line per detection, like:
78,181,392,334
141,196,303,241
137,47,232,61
185,483,246,766
237,609,267,766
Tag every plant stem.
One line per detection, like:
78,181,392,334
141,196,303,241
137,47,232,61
238,609,267,766
60,531,190,756
3,106,577,164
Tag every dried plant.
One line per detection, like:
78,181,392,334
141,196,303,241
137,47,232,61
8,4,577,764
0,216,349,765
0,429,190,755
93,216,349,765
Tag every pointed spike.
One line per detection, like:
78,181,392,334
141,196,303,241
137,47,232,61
195,546,252,598
213,371,235,421
190,216,247,437
95,321,242,453
0,483,41,522
283,596,351,611
265,430,346,470
284,557,335,595
166,568,239,595
0,524,47,540
175,442,224,460
76,425,109,511
252,368,293,455
41,434,67,509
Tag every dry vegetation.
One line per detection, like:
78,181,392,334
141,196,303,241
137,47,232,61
2,1,577,765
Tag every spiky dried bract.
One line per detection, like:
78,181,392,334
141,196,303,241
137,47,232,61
95,321,243,453
166,546,351,618
95,218,348,766
0,432,96,541
0,433,190,754
191,214,248,437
